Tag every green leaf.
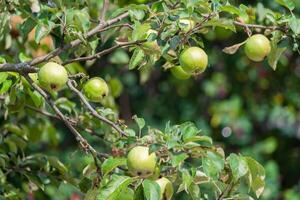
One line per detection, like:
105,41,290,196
275,0,295,10
20,17,36,37
0,72,8,84
219,5,241,16
142,179,161,200
97,175,133,200
228,153,248,181
0,80,12,94
19,52,31,62
35,24,49,44
35,20,55,44
202,151,224,179
129,48,145,70
79,177,93,193
28,90,43,107
132,115,145,130
180,122,199,141
245,157,265,198
289,15,300,36
101,157,126,176
171,153,188,167
177,169,193,193
132,23,150,41
116,188,134,200
267,43,286,71
183,136,213,145
48,156,68,174
204,18,236,32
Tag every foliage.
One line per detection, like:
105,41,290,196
0,0,300,199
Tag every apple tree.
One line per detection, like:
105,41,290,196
0,0,299,199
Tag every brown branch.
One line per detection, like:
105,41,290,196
67,80,128,137
22,73,100,159
233,21,287,32
0,12,129,70
100,0,109,23
63,40,144,65
0,63,37,73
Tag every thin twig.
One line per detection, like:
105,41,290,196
100,0,109,23
22,73,100,161
0,12,129,70
63,40,144,65
233,21,287,32
67,80,128,137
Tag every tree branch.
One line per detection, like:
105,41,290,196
63,40,144,65
0,12,129,70
67,80,128,137
233,21,287,32
100,0,109,23
22,73,100,159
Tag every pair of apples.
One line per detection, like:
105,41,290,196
127,146,173,200
37,62,109,102
171,33,271,80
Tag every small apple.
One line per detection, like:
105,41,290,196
244,34,271,62
155,177,174,200
179,47,208,73
179,19,195,33
83,77,109,102
170,66,191,80
38,62,68,91
127,146,156,177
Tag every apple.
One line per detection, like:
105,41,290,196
179,19,195,33
170,66,191,80
244,34,271,62
179,47,208,73
127,146,156,177
156,177,174,200
83,77,109,102
38,62,68,91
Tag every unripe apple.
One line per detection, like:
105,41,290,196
170,66,191,80
83,77,109,103
38,62,68,91
179,19,195,33
127,146,156,177
179,47,208,73
155,177,174,200
244,34,271,62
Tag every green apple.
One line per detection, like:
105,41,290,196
156,177,174,200
83,77,109,102
179,19,195,33
179,47,208,73
244,34,271,62
127,146,156,177
38,62,68,91
170,66,191,80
